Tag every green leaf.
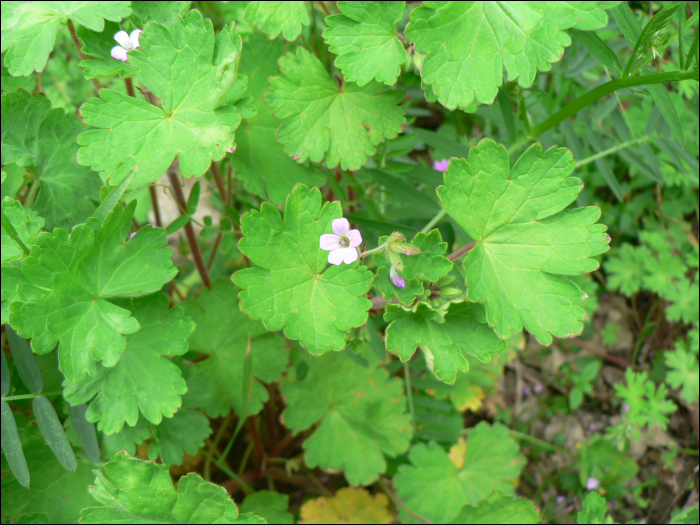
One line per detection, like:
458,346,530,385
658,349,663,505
645,79,685,146
605,244,648,295
63,293,195,434
232,31,324,204
233,185,374,355
1,434,95,522
1,90,102,230
280,351,412,486
8,203,177,383
1,62,34,92
437,140,610,344
77,20,134,79
265,47,406,170
181,278,288,418
1,198,43,264
240,491,293,525
1,346,9,396
67,403,101,463
130,1,190,28
615,369,677,439
80,454,265,524
5,324,43,393
405,1,618,110
577,492,608,524
324,1,407,86
665,341,699,403
1,401,29,488
449,493,540,524
149,409,212,466
385,303,505,384
570,29,622,74
245,1,309,41
101,418,150,459
394,422,525,523
665,278,699,324
373,230,453,306
671,506,700,525
1,1,132,76
77,10,242,189
32,396,77,472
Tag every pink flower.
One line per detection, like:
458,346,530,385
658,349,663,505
586,477,600,490
390,265,405,288
111,29,143,62
320,218,362,265
433,158,450,172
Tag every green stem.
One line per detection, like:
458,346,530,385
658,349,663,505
507,429,576,457
403,361,416,433
1,210,30,255
24,179,40,208
359,242,388,259
200,450,254,495
527,70,698,144
420,209,446,234
686,27,699,70
3,391,63,401
575,136,650,168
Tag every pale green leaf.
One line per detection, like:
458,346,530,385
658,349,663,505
232,31,324,204
1,90,102,230
385,303,505,384
81,454,265,524
1,1,131,76
241,491,293,525
1,434,95,523
1,197,43,264
8,203,177,383
450,493,540,524
394,422,525,523
233,185,373,355
281,351,412,486
406,1,619,110
77,10,242,189
437,140,610,344
149,409,212,466
62,294,194,434
265,47,406,170
181,277,288,418
245,1,309,41
324,1,407,86
665,342,699,403
577,492,609,524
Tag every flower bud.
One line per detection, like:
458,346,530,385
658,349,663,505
390,265,405,289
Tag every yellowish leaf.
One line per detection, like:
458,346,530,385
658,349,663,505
448,437,467,469
453,385,485,412
299,487,393,524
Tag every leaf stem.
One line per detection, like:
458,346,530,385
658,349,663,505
1,210,31,255
210,161,228,206
575,136,650,168
2,391,63,402
148,185,162,227
359,242,388,259
124,77,135,98
66,19,101,93
377,477,433,524
507,429,575,457
24,179,40,208
167,162,212,288
403,361,416,433
200,450,254,495
316,1,331,16
420,209,446,234
446,241,476,261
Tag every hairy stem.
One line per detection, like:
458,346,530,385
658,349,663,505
210,161,228,206
446,241,476,261
148,185,163,227
167,162,212,288
575,136,650,168
66,19,101,93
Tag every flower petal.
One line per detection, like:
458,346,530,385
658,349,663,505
332,218,350,236
320,234,340,251
114,30,131,50
342,247,358,264
347,229,362,248
130,29,143,49
111,46,128,62
328,247,345,265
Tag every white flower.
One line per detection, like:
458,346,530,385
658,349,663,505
320,218,362,265
111,29,143,62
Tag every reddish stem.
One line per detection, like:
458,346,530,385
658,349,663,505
247,417,266,467
149,185,162,227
